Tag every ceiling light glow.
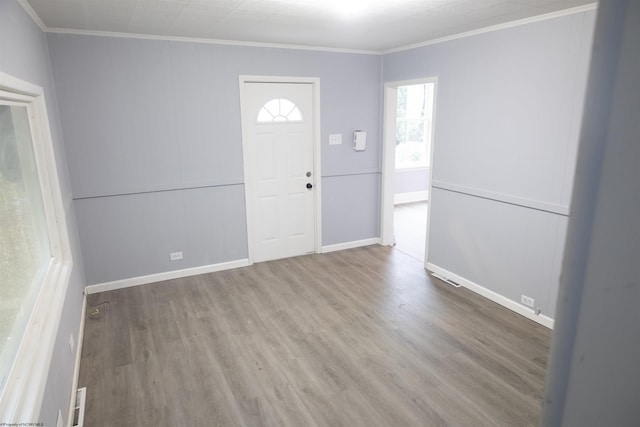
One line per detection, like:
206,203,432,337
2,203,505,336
339,0,365,15
290,0,413,17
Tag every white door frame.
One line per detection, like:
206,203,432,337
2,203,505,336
239,75,322,264
381,77,438,268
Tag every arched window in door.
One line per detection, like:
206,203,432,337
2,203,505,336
257,98,303,122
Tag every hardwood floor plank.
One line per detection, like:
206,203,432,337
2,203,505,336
78,245,551,426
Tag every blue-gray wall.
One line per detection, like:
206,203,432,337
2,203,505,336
395,167,429,195
0,1,86,425
47,36,382,285
544,1,640,425
0,1,606,423
383,9,596,318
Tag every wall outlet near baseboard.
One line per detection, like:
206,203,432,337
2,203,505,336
521,294,535,308
170,251,183,261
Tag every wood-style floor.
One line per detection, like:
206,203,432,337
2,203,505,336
79,245,551,427
394,201,428,262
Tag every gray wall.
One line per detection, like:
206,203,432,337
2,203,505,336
395,167,429,195
383,9,595,318
0,1,86,425
47,35,382,284
543,1,640,425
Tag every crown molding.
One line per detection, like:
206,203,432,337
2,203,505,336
17,0,46,32
45,27,381,55
383,3,598,54
16,0,596,56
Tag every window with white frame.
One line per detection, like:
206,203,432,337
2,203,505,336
395,83,434,169
0,73,72,421
0,103,52,387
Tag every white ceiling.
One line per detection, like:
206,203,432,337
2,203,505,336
24,0,595,52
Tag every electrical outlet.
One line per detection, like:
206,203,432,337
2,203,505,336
521,294,535,308
329,134,342,145
69,333,74,354
170,251,183,261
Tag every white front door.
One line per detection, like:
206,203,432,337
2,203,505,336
241,82,316,262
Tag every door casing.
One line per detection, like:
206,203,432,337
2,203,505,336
239,75,322,264
381,77,438,268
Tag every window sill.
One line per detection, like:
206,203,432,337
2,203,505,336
395,166,430,172
0,258,73,422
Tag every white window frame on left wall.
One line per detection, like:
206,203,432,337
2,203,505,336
0,72,73,422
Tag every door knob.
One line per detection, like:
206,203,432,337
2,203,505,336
306,183,313,189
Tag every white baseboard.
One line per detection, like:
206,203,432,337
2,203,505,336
85,259,251,295
67,293,87,427
322,238,381,253
426,263,555,329
394,191,429,205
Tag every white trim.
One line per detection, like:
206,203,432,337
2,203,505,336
238,79,254,264
16,0,47,32
322,238,381,254
394,191,429,205
380,85,397,247
0,72,74,422
395,166,429,173
85,259,250,295
427,263,555,329
66,294,86,427
45,27,379,56
424,81,438,268
0,74,43,96
384,4,598,54
322,168,381,178
72,179,245,200
431,181,570,216
239,75,322,264
312,81,323,255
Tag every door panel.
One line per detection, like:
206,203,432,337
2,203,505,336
242,82,315,262
259,196,278,242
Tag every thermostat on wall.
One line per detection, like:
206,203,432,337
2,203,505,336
353,131,367,151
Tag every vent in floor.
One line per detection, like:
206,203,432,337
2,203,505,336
430,272,462,288
72,387,87,427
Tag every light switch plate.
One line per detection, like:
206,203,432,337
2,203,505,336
329,134,342,145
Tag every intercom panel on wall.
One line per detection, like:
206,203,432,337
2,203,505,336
353,131,367,151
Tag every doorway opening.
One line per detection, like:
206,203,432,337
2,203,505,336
381,78,437,266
